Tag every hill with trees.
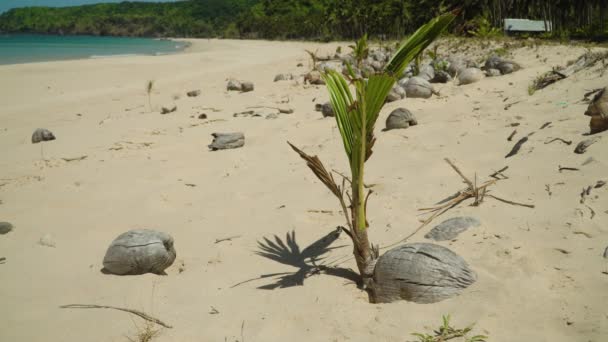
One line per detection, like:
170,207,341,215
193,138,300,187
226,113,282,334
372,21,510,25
0,0,606,40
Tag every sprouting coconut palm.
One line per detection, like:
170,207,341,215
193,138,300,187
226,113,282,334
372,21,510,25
146,80,155,112
348,33,369,69
288,9,476,304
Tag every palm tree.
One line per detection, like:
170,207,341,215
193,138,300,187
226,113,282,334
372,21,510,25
288,10,458,298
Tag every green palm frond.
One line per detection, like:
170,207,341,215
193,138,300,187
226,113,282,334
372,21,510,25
385,9,459,78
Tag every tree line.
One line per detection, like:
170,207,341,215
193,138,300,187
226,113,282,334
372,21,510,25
0,0,606,40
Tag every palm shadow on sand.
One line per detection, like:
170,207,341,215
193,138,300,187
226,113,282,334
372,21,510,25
232,228,361,289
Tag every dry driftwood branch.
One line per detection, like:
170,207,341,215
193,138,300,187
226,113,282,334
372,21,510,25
559,165,580,172
544,138,572,145
507,130,517,141
490,166,509,180
386,159,534,248
59,304,173,328
215,235,242,244
533,51,608,91
62,155,88,162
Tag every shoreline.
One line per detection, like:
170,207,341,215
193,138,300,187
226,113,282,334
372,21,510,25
0,34,191,66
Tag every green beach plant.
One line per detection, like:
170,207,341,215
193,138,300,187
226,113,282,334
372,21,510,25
411,315,488,342
288,10,458,298
348,33,369,69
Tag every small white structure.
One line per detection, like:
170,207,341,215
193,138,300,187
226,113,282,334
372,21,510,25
504,19,552,33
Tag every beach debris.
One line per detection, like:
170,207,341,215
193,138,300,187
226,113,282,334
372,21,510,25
485,55,521,75
384,108,417,131
60,304,172,328
31,128,55,143
387,84,406,102
266,113,279,120
531,51,608,92
186,90,201,97
507,130,517,141
61,155,88,162
540,122,552,129
504,100,522,111
489,166,509,180
582,157,596,166
160,106,177,114
595,180,606,188
321,102,334,117
574,137,600,154
372,243,477,303
274,73,294,82
226,79,242,91
584,87,608,134
545,137,572,145
0,257,5,264
208,132,245,151
304,70,325,85
0,222,14,235
246,105,294,114
447,56,473,77
558,165,580,172
603,246,608,259
414,158,534,234
506,133,533,158
233,110,260,118
215,235,242,244
486,68,501,77
403,76,435,98
457,68,484,85
39,234,56,248
431,70,452,83
418,64,435,81
297,62,303,67
198,113,208,119
241,81,255,92
102,229,176,275
424,217,481,241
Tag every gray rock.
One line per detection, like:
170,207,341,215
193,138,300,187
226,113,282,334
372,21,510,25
486,68,502,77
418,64,435,81
274,73,294,82
384,108,417,131
425,217,481,241
241,82,254,92
372,243,477,303
226,79,242,91
321,102,334,117
574,137,600,154
208,132,245,151
39,234,56,248
186,90,201,97
431,70,452,83
404,77,434,99
102,229,176,275
458,68,484,85
0,222,13,235
31,128,56,144
386,84,406,102
371,49,388,62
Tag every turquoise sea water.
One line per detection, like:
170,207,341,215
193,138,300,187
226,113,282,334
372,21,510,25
0,34,187,65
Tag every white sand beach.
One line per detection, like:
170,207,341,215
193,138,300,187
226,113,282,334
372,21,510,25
0,38,607,341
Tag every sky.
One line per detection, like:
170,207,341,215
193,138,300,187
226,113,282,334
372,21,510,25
0,1,180,13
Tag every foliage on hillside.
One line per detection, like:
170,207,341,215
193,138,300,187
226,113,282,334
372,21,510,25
0,0,607,40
